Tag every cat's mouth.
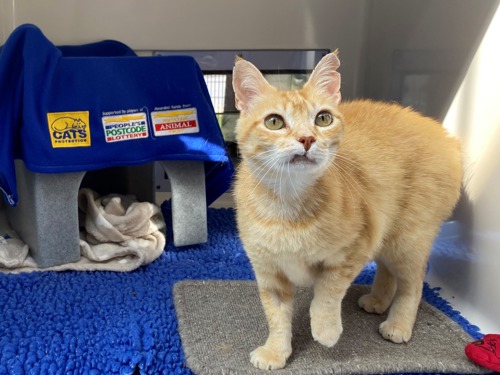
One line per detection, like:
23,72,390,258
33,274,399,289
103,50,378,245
290,154,316,165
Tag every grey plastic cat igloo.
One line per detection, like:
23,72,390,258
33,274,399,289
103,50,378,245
6,160,209,268
0,24,233,267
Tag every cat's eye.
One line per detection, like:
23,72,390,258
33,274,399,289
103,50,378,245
315,111,334,127
264,114,286,130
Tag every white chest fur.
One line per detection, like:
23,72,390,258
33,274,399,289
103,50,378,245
275,255,318,287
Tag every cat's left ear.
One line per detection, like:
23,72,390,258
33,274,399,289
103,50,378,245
232,57,273,112
304,51,341,105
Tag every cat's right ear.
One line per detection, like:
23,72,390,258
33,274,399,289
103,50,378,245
232,57,272,112
304,51,341,105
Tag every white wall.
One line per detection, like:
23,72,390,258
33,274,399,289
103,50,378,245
430,2,500,334
0,0,368,99
0,0,15,43
363,0,498,120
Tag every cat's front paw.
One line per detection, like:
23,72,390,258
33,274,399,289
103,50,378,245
250,346,290,370
311,320,343,348
358,293,391,314
379,320,412,343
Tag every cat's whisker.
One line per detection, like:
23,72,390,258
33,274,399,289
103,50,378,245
241,151,280,184
324,154,365,205
328,163,356,206
253,155,283,187
275,162,287,214
332,153,372,185
247,149,277,158
244,154,284,209
325,149,374,191
334,159,367,195
329,158,373,210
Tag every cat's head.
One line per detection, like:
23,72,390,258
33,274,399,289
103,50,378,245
232,52,344,192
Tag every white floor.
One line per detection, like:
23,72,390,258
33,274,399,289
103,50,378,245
426,271,499,335
426,242,500,335
425,220,500,335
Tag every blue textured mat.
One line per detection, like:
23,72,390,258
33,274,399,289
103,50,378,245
0,205,481,375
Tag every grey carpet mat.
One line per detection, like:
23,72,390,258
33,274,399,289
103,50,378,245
174,280,488,375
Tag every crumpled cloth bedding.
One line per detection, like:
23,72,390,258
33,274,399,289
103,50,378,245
0,188,165,273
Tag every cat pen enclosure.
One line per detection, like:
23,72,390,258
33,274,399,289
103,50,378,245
1,0,499,371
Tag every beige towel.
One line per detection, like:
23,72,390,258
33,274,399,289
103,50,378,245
0,188,165,273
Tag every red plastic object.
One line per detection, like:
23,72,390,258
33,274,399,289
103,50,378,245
465,334,500,372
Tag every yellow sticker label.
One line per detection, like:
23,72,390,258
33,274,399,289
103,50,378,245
47,111,91,148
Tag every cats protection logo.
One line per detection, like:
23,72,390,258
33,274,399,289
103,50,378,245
47,111,91,148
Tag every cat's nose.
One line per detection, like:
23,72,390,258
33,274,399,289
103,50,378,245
298,136,316,151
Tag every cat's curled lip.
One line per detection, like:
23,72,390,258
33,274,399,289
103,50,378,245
290,154,316,165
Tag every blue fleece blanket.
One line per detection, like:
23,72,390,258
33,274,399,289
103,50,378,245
0,24,233,206
0,206,482,375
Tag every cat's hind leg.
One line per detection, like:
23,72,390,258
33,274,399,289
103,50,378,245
358,259,397,314
376,234,434,343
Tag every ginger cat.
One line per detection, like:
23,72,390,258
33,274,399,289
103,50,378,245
232,52,463,370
